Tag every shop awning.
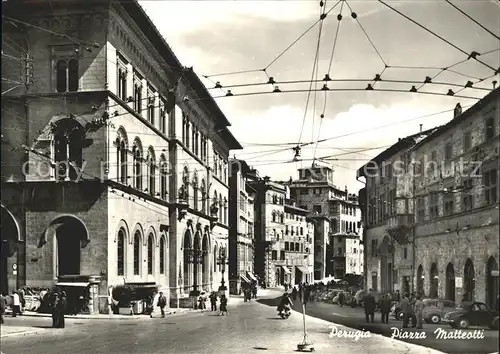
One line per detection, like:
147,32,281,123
281,266,291,274
295,266,309,274
241,274,251,283
56,282,90,287
246,272,257,282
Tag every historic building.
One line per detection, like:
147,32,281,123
228,159,258,294
273,200,314,285
248,178,287,287
288,162,363,281
410,89,499,307
358,88,499,308
0,0,242,311
357,126,439,294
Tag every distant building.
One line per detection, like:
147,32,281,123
288,161,363,281
276,200,314,285
228,159,258,294
248,178,287,287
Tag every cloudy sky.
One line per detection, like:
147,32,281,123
140,0,500,192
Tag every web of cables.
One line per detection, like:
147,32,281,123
2,0,500,173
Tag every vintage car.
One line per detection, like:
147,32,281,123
443,301,499,329
390,298,456,322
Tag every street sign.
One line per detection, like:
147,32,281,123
491,270,499,276
455,277,463,288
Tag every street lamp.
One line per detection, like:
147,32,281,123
218,247,227,292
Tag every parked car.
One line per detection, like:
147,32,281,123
443,301,499,329
423,299,457,324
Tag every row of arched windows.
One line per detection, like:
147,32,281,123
117,227,167,277
115,127,168,200
181,165,228,223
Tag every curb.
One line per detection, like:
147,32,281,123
9,309,196,320
1,329,44,339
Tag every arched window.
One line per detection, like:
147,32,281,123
159,236,166,274
181,166,189,203
133,139,143,190
223,197,228,224
117,229,125,276
159,154,168,200
200,179,207,213
119,140,127,183
52,119,84,181
116,128,128,184
219,193,223,221
146,147,156,196
192,171,199,211
133,82,142,113
56,60,67,93
272,211,277,222
147,234,154,275
56,58,79,93
133,231,141,275
118,68,127,101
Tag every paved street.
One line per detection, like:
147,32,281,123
1,291,440,354
268,297,499,354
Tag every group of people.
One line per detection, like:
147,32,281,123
399,292,425,329
49,291,68,328
242,285,257,302
208,292,228,315
362,289,394,324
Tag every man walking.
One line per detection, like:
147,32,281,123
11,291,21,317
157,292,167,318
379,293,391,323
210,291,217,311
414,295,424,329
401,293,411,328
363,289,376,323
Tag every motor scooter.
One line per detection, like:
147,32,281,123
278,305,291,319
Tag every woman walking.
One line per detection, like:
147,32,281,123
219,294,228,316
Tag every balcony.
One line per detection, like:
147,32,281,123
387,214,414,228
386,214,413,245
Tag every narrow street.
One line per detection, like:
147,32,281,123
258,296,499,354
1,291,440,354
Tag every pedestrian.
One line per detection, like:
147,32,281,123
219,294,228,316
414,295,424,329
198,293,206,311
400,293,410,328
157,292,167,318
394,290,400,302
252,286,257,299
57,292,67,328
11,291,21,317
379,293,390,323
409,293,417,327
50,291,59,328
363,289,376,323
0,293,6,324
292,286,297,301
338,291,345,307
210,291,217,311
18,287,26,313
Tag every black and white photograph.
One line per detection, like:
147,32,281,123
1,0,499,353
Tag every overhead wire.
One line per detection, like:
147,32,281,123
313,0,345,160
377,0,497,72
297,0,333,146
444,0,500,41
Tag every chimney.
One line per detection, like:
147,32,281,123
345,185,348,194
454,103,462,118
419,124,423,132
